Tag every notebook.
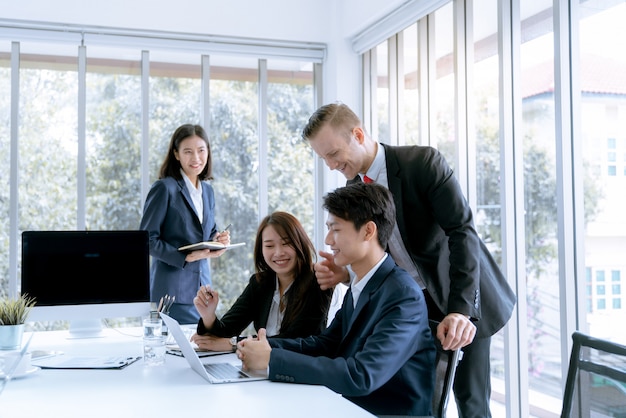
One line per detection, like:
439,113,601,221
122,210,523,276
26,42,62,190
32,355,140,369
160,313,268,384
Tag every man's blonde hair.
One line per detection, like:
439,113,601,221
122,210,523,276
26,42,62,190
301,102,362,142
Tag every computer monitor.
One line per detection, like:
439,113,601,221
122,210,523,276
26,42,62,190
21,230,152,338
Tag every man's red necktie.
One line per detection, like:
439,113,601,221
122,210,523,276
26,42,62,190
363,175,374,184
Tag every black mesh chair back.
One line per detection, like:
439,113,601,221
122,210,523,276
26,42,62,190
561,331,626,418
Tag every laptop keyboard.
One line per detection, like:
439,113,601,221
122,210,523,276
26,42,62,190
204,362,249,380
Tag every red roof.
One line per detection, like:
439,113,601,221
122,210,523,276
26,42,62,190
522,54,626,98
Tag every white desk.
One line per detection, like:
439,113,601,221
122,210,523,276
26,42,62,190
1,329,375,418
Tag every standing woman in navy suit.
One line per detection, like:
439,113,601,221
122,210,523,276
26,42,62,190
140,124,230,324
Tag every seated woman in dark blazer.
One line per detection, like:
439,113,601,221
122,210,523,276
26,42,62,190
192,211,333,351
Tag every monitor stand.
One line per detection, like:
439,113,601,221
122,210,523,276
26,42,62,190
66,319,104,339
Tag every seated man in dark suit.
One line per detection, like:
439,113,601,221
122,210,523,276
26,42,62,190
237,182,436,416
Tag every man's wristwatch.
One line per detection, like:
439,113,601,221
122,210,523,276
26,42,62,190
230,336,238,352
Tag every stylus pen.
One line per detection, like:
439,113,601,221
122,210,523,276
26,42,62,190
212,223,232,240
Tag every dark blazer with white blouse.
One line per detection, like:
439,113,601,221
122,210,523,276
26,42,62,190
140,176,219,305
197,273,332,338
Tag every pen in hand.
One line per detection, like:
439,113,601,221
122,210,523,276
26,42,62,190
213,223,232,241
202,284,214,304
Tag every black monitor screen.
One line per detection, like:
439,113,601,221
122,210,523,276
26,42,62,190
21,230,150,307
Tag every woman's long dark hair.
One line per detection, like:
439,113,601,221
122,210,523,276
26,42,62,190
253,211,320,332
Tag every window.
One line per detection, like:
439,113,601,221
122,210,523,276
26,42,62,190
266,59,316,234
1,23,322,324
520,0,561,404
611,271,621,296
86,46,142,231
402,23,419,146
612,270,621,282
431,3,457,168
358,0,626,415
376,42,390,143
608,138,616,149
472,0,506,407
0,44,11,294
19,45,79,234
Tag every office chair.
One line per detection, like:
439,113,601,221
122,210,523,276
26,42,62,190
429,319,463,418
561,331,626,418
377,320,463,418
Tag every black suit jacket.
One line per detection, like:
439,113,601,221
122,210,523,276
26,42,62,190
197,273,332,338
350,144,515,338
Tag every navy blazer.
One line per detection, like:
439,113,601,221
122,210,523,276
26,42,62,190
140,177,218,305
354,144,516,338
197,273,332,338
268,256,435,417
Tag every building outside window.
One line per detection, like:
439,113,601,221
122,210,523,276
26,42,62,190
358,0,626,416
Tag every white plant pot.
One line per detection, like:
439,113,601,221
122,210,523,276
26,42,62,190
0,324,24,350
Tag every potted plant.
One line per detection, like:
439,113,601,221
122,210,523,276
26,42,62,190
0,294,36,350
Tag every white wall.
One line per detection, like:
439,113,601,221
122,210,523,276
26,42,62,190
3,0,330,42
3,0,408,109
3,0,406,44
323,0,410,109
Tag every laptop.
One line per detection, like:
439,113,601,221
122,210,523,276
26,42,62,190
160,313,268,384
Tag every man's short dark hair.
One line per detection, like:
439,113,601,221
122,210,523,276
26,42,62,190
322,182,396,249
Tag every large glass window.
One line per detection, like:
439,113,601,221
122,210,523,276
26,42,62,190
0,44,9,297
431,3,457,169
18,44,79,234
376,42,390,143
87,46,143,231
209,59,259,311
402,23,419,146
579,1,626,349
266,59,315,234
519,0,561,409
0,25,321,324
472,0,505,407
358,0,626,415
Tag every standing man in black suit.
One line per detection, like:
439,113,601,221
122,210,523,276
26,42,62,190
303,102,516,418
